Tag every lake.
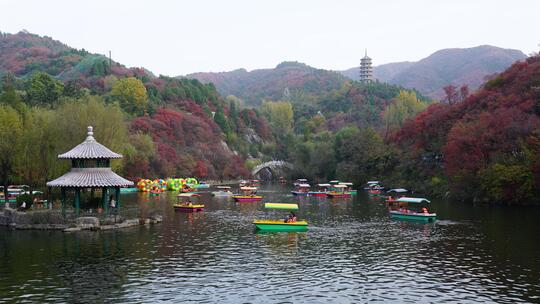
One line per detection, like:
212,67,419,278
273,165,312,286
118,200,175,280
1,183,539,303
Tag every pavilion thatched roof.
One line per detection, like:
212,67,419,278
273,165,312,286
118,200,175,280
46,168,134,188
58,126,122,159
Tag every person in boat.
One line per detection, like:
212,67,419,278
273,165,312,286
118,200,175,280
285,212,297,223
422,207,429,214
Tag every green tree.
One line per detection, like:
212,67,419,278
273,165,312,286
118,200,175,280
110,77,148,115
383,90,428,137
260,100,294,134
214,105,230,134
0,74,26,113
0,105,24,203
25,72,64,107
54,95,131,172
479,163,534,203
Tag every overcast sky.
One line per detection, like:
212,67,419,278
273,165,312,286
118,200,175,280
1,0,538,76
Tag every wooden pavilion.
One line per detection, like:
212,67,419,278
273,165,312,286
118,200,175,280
47,126,133,217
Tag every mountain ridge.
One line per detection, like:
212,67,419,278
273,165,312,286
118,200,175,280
342,45,527,98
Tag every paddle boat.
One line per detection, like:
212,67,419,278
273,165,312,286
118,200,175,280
195,181,210,189
0,186,20,203
174,193,204,212
180,184,197,194
253,203,308,232
388,197,436,222
329,180,340,185
293,178,308,187
327,184,352,198
364,181,380,190
367,182,384,196
149,186,163,196
211,186,233,197
120,187,139,193
291,183,311,196
233,186,263,202
308,183,331,197
385,188,408,203
339,182,356,195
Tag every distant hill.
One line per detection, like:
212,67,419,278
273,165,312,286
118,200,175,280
0,30,155,84
185,61,348,106
341,45,527,99
342,61,414,82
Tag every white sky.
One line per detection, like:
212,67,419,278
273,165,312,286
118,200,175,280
0,0,538,76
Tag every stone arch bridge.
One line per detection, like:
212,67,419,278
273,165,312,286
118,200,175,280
251,160,294,180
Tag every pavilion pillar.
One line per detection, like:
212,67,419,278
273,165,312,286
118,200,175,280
75,188,80,217
115,187,121,210
61,187,66,218
102,187,108,215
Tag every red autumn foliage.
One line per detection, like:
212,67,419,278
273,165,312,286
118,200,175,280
131,108,249,179
395,55,540,193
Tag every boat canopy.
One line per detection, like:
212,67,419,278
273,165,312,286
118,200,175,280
367,181,379,184
178,193,200,197
333,184,347,188
387,188,408,193
296,179,307,182
329,180,340,183
240,186,258,190
396,197,430,204
318,183,331,187
339,182,353,186
298,184,311,188
216,186,231,189
265,203,298,210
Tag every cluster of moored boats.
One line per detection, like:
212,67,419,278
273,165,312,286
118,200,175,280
170,179,437,232
291,179,356,198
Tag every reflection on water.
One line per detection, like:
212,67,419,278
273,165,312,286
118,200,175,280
1,183,539,303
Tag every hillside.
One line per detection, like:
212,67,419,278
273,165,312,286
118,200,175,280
0,31,267,181
392,55,540,202
341,45,527,99
185,61,348,106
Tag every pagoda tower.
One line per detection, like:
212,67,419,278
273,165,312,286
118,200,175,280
359,49,373,83
47,126,133,216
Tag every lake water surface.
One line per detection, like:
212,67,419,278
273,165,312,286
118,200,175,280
1,184,539,303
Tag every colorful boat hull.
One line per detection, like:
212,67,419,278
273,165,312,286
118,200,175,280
291,191,309,196
308,191,327,197
368,190,382,196
327,192,352,198
389,211,437,222
211,191,233,197
233,195,263,202
174,204,204,212
253,220,308,232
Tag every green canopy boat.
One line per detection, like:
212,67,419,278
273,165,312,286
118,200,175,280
389,197,437,222
253,203,308,232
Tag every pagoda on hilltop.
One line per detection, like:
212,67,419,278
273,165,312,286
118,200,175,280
359,49,373,83
47,126,133,216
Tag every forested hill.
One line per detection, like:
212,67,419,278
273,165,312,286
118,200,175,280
341,45,526,99
392,54,540,203
0,31,272,183
185,61,348,107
